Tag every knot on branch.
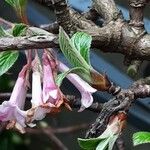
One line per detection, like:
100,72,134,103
129,0,147,7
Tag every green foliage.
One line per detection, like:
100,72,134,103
78,134,119,150
56,67,87,86
0,51,19,76
12,23,27,36
0,27,12,37
71,32,92,65
133,132,150,146
5,0,27,11
59,27,94,83
0,23,28,76
59,27,91,70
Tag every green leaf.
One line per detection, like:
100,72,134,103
78,138,103,150
59,27,91,71
5,0,27,20
0,26,12,37
5,0,27,10
56,67,86,86
108,134,119,150
5,0,16,7
0,51,19,76
71,32,92,64
133,132,150,146
96,138,109,150
12,23,27,36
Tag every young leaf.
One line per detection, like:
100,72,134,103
133,132,150,146
96,138,109,150
59,27,91,71
5,0,27,10
0,27,12,37
108,134,119,150
78,137,105,150
56,67,86,86
0,51,19,76
71,32,92,65
12,23,27,36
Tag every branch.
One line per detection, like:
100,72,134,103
0,93,103,113
92,0,123,24
0,35,58,51
26,123,89,134
42,129,68,150
85,83,150,138
129,0,150,29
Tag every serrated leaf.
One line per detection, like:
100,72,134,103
0,51,19,76
59,27,91,71
71,32,92,64
78,137,104,150
133,132,150,146
12,23,27,36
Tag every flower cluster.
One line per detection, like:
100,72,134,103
0,50,96,133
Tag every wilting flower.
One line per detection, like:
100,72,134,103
42,51,70,112
27,55,49,122
0,64,29,133
58,62,97,111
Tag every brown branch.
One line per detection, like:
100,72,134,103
92,0,123,24
0,93,103,113
85,83,150,138
26,123,89,134
42,129,68,150
40,22,59,34
0,35,58,51
129,0,149,30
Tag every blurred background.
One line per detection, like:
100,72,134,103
0,0,150,149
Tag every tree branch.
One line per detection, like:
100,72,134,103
85,83,150,138
0,93,103,113
129,0,150,29
0,35,58,51
92,0,123,24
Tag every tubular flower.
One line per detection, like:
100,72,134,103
58,62,97,111
42,51,70,112
27,55,49,123
0,64,29,133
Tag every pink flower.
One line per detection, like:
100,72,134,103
58,62,97,111
42,52,63,108
27,55,49,122
0,65,29,133
42,51,71,112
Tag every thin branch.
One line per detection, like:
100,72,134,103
42,129,68,150
0,93,103,113
26,123,89,134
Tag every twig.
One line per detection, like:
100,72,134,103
26,123,89,134
42,129,68,150
0,93,103,113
